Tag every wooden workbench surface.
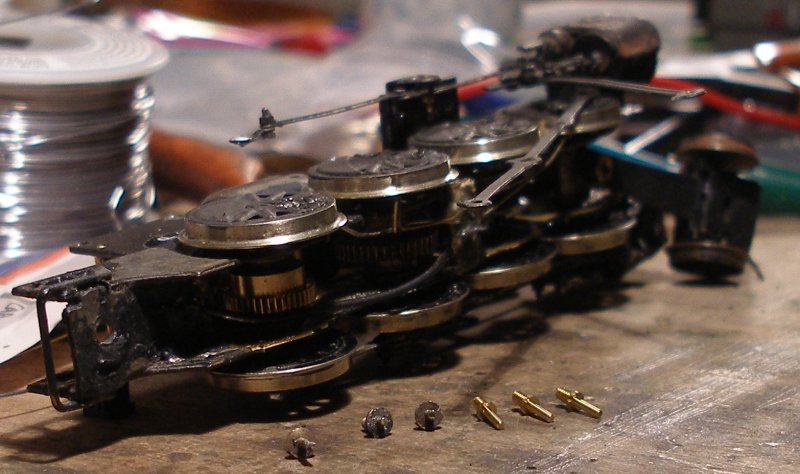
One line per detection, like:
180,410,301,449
1,218,798,473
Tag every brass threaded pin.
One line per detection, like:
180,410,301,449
472,396,504,430
555,387,602,419
512,391,554,423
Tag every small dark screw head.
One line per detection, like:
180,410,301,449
362,407,393,438
414,401,443,431
286,427,315,460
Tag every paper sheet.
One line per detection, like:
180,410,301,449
0,249,95,364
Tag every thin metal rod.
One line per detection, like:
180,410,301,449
230,73,500,146
231,72,701,147
36,293,80,412
278,96,383,127
546,76,705,101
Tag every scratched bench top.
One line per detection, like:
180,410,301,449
1,217,797,473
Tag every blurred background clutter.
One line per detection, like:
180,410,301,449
0,0,800,250
2,0,800,245
101,0,800,214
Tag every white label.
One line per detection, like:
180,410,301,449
0,249,95,364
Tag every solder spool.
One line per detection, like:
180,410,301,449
0,16,168,257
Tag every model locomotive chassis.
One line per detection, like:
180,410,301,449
12,16,759,414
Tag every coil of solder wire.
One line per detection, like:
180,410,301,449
0,16,168,257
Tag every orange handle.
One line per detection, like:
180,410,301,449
755,39,800,70
149,129,264,200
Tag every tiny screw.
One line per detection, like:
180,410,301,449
286,427,315,460
362,407,393,438
414,401,443,431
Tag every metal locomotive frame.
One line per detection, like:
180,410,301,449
13,17,760,416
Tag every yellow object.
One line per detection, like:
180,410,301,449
472,396,504,430
512,391,554,423
555,388,602,419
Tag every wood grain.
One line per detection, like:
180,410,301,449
0,218,797,473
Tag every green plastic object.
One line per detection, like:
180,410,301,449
748,165,800,214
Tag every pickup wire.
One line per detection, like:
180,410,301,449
329,250,451,314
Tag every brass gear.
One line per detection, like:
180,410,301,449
335,228,441,265
222,282,317,315
219,265,318,316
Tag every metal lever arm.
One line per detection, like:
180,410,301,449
459,94,596,210
230,73,499,147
